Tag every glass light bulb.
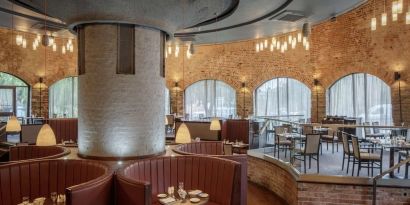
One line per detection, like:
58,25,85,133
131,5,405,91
297,33,302,42
52,43,57,52
397,0,403,13
32,43,37,50
392,1,398,14
271,37,276,45
165,51,168,58
22,38,27,48
264,39,268,48
406,12,410,24
303,37,307,46
270,44,274,52
305,42,310,51
381,13,387,26
259,42,264,51
175,45,179,57
288,35,292,44
393,13,398,21
62,46,66,54
69,44,74,52
68,39,72,45
16,35,23,46
255,43,259,52
168,45,172,54
186,49,191,59
371,17,377,31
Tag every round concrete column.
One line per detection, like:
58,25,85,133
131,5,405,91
78,24,165,159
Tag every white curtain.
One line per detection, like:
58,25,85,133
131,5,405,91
49,77,78,118
255,78,311,121
327,73,392,125
185,80,236,119
0,72,28,118
165,88,170,114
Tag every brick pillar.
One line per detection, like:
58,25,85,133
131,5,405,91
77,24,165,159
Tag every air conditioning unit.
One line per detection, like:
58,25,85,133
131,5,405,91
269,10,305,22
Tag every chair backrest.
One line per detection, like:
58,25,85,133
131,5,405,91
275,126,286,135
364,122,372,135
372,122,380,134
302,126,313,135
341,133,350,155
304,134,320,154
407,129,410,142
328,128,337,137
224,143,233,155
351,136,361,159
166,115,174,125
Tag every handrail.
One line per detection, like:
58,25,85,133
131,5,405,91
372,156,410,205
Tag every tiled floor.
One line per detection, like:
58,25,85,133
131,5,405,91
258,143,409,178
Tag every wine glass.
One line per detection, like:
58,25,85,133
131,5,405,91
50,192,57,204
22,196,30,205
178,182,184,190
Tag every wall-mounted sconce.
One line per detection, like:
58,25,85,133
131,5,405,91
394,72,403,123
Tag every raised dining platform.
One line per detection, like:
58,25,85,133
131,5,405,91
247,149,410,205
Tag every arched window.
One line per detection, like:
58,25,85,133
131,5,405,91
255,78,311,121
0,72,29,121
49,77,78,118
185,80,236,119
327,73,392,125
165,88,170,114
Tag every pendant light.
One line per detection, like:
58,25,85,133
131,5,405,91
381,0,387,26
392,1,398,21
371,0,377,31
36,124,57,146
210,118,221,131
255,43,259,52
297,33,302,42
6,116,21,133
264,39,268,48
406,4,410,24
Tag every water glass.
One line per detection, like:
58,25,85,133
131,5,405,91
50,192,57,204
178,182,184,190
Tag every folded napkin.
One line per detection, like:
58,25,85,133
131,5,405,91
188,190,202,196
159,197,176,204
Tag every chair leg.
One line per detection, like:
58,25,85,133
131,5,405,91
405,163,409,179
347,156,350,174
285,146,287,158
357,161,361,176
352,158,355,176
332,140,334,154
341,154,345,171
304,155,307,173
380,160,383,175
367,162,370,176
398,154,401,173
317,153,320,173
327,141,329,150
309,155,311,169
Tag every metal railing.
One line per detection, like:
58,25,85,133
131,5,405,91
372,157,410,205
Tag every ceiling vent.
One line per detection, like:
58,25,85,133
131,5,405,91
31,22,62,32
269,10,305,22
177,34,196,42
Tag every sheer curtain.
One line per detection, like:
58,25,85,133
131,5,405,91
327,73,392,125
49,77,78,118
165,88,170,114
185,80,236,119
255,77,311,120
0,72,29,118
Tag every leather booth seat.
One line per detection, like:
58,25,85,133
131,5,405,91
173,142,247,205
44,118,78,143
9,145,70,162
0,159,113,205
116,155,242,205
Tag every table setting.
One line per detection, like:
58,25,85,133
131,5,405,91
157,183,209,205
18,193,66,205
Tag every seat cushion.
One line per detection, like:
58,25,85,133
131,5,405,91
278,140,291,145
321,135,336,140
360,152,381,160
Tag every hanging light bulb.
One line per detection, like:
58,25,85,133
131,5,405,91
371,17,377,31
280,44,285,53
276,41,280,50
303,37,307,46
186,48,191,59
255,43,259,52
22,38,27,48
392,1,399,21
297,33,302,42
16,34,23,46
168,45,172,54
165,50,168,58
271,37,276,45
381,13,387,26
62,45,66,54
32,42,37,50
36,34,41,41
52,43,57,52
283,42,288,51
68,38,72,45
397,0,403,13
48,36,54,46
175,44,179,57
305,41,310,51
291,38,296,49
259,42,264,51
69,44,74,52
270,43,274,52
407,10,410,24
264,39,268,48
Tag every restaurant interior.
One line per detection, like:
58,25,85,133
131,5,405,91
0,0,409,204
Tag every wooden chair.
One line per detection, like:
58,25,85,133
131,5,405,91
223,143,233,155
293,134,321,173
351,136,383,177
320,128,339,153
364,122,384,139
274,126,292,158
341,132,354,174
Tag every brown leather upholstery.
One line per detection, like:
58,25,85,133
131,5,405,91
9,145,70,162
222,120,249,144
0,159,113,205
172,142,247,205
175,121,219,141
44,118,78,143
173,141,224,155
116,156,241,205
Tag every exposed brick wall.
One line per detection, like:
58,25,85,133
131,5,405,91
0,28,77,118
166,0,410,124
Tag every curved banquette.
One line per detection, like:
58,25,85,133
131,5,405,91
116,155,242,205
9,145,70,162
173,141,248,205
0,159,113,205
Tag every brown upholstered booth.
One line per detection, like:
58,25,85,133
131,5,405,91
0,159,113,205
173,142,248,205
44,118,78,143
175,121,219,141
8,145,70,162
116,155,242,205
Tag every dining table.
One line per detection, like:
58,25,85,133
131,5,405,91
157,192,209,205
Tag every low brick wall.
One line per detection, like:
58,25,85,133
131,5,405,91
247,152,410,205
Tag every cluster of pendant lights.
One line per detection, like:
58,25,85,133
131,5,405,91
255,31,310,54
165,42,195,59
371,0,410,31
15,33,74,54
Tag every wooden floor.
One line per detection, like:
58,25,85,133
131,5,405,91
248,181,287,205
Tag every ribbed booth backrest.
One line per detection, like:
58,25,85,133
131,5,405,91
9,146,70,161
44,118,78,143
0,159,113,205
173,141,223,155
117,155,241,205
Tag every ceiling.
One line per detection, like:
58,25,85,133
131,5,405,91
0,0,367,43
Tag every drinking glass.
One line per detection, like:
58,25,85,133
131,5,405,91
50,192,57,204
22,196,29,205
178,182,184,190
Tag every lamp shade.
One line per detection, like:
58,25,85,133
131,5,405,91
175,123,191,144
210,118,221,131
6,116,21,132
36,124,57,146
